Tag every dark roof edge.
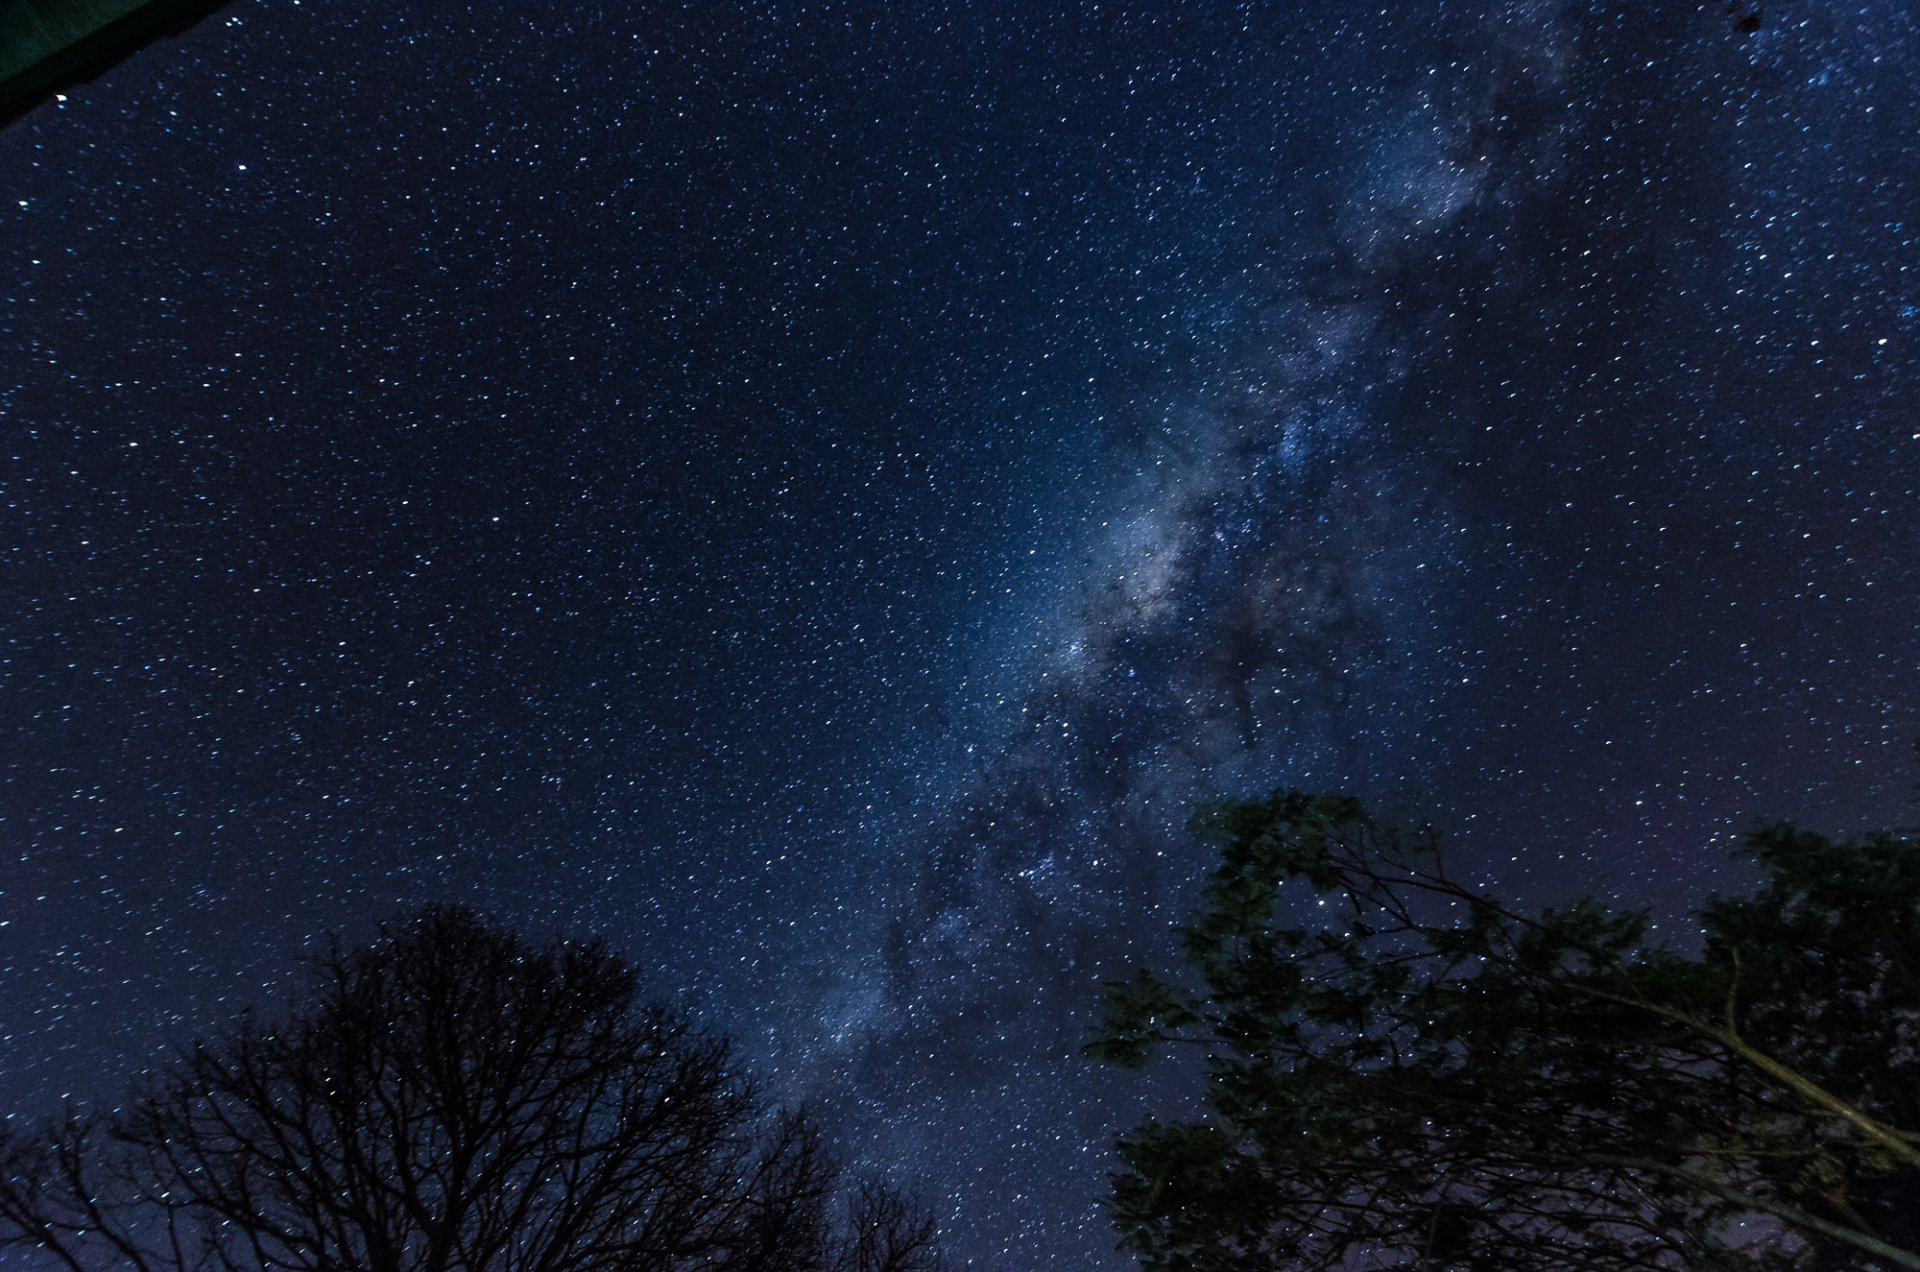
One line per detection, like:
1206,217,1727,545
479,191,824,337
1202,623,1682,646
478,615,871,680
1,0,237,131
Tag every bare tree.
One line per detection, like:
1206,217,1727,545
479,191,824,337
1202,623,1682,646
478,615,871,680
0,907,940,1272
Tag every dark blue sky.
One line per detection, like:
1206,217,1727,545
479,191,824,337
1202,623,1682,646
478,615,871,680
3,2,1916,1263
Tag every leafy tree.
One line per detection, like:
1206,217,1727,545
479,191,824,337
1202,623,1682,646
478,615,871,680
0,906,939,1272
1089,790,1920,1270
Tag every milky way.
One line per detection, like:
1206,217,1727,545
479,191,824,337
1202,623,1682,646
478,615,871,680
3,3,1916,1264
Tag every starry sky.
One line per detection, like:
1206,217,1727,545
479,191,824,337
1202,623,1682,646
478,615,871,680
2,1,1917,1264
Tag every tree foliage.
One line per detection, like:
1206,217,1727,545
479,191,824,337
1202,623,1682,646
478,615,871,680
0,906,939,1272
1090,790,1920,1270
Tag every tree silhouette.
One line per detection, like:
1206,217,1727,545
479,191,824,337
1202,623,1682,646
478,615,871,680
1089,790,1920,1270
0,906,938,1272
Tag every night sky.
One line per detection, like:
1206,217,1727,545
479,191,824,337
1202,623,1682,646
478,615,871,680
3,1,1917,1264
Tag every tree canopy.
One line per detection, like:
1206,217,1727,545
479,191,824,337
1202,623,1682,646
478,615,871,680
0,906,940,1272
1090,790,1920,1270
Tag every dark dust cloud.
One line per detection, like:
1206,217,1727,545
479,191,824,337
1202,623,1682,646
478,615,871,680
3,2,1916,1264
